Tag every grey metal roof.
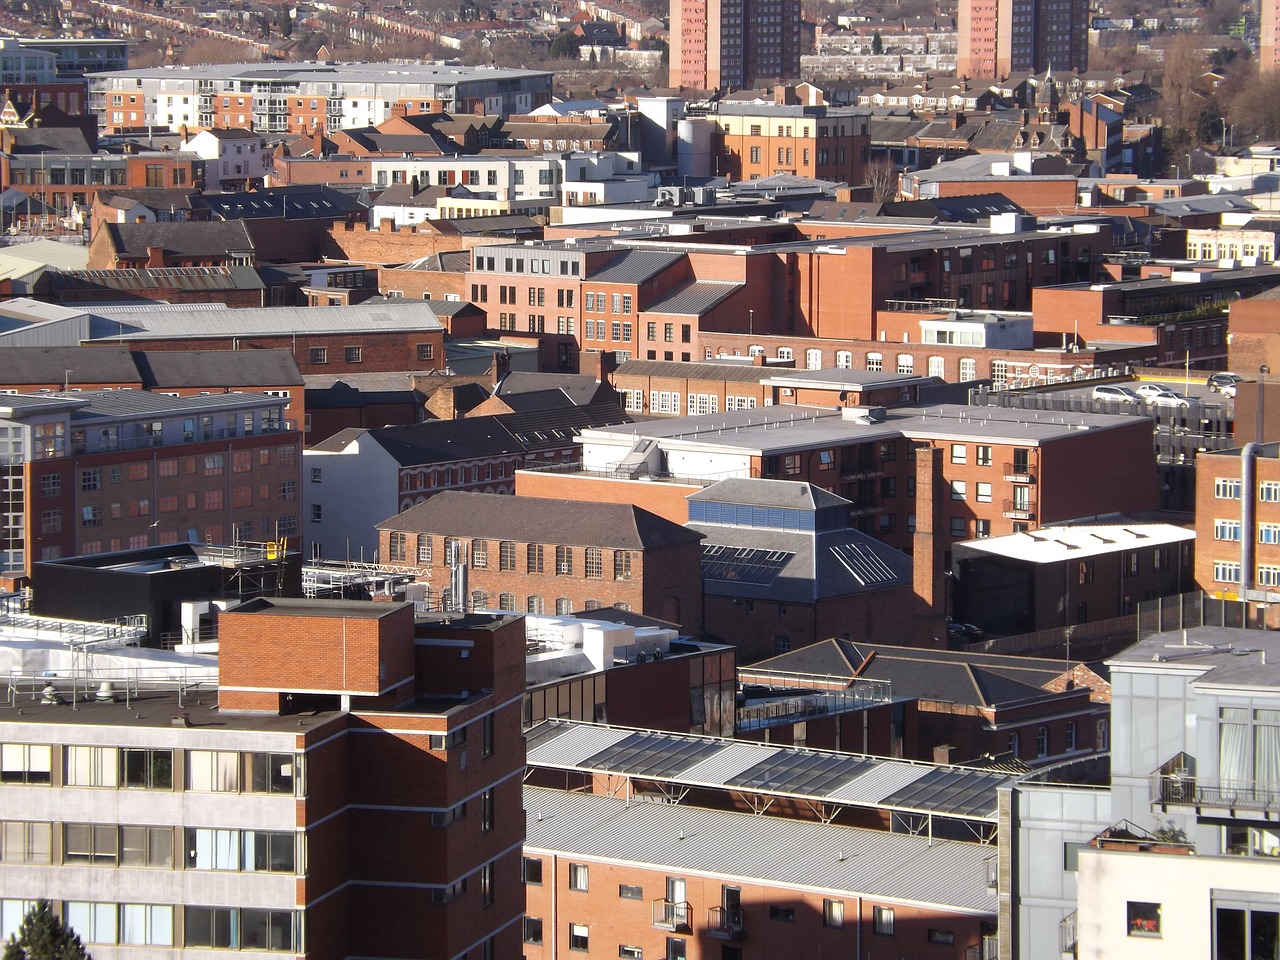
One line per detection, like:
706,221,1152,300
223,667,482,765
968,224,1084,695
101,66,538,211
65,388,282,421
526,720,1014,822
613,358,770,384
524,786,998,914
689,478,851,511
86,301,444,341
134,349,303,388
0,346,140,385
642,280,742,315
586,248,685,284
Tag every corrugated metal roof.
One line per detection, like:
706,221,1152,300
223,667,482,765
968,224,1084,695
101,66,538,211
587,248,685,284
642,280,741,316
87,302,444,340
526,720,1012,821
524,786,998,914
613,359,769,384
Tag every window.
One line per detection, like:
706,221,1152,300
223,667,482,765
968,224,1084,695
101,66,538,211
309,347,327,364
665,939,687,960
806,348,822,370
620,947,643,959
1065,721,1077,752
976,482,992,503
1216,478,1243,499
836,350,852,369
523,857,543,884
65,746,119,787
1127,901,1161,937
389,533,407,562
471,539,488,568
950,443,967,464
186,750,239,792
1037,726,1049,757
769,906,796,922
823,899,844,928
0,822,50,863
950,480,966,500
950,516,966,537
528,543,545,573
928,929,955,945
1215,561,1243,583
1262,481,1280,502
619,885,644,899
524,918,543,944
569,863,589,891
614,551,632,580
499,541,515,571
64,823,118,864
873,906,895,935
555,545,573,575
81,468,101,491
570,923,589,951
866,352,883,371
977,445,993,466
897,354,914,375
0,744,51,784
64,902,117,944
40,474,61,496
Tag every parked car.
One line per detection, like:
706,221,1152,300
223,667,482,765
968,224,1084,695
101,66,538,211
946,620,985,641
1144,389,1195,409
1219,383,1238,400
1134,383,1172,400
1207,372,1243,393
1092,384,1141,404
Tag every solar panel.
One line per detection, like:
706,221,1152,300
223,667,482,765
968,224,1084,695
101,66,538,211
728,751,874,795
582,731,722,778
700,544,792,585
877,767,1005,818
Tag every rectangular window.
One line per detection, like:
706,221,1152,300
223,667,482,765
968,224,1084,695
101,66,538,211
344,346,362,364
614,551,632,580
1127,901,1161,937
1262,481,1280,502
823,899,844,928
555,545,572,575
976,482,993,503
527,543,545,573
64,823,118,864
0,822,50,863
950,443,966,464
570,923,589,951
875,911,896,942
309,347,327,364
769,906,796,922
1216,478,1243,499
619,885,644,899
524,918,543,944
186,750,239,792
0,745,51,784
569,863,589,891
976,445,993,466
523,857,543,884
499,541,515,570
65,746,119,787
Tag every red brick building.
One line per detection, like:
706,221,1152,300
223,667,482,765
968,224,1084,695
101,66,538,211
375,490,705,632
0,594,527,960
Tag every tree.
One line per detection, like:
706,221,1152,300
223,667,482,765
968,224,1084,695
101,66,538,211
1159,33,1206,164
4,901,90,960
864,156,899,202
871,30,883,55
548,30,581,60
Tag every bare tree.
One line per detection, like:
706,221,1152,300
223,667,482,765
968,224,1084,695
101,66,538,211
865,157,899,203
1158,33,1206,162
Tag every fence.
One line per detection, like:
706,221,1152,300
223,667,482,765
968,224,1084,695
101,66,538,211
1136,591,1265,638
967,614,1137,660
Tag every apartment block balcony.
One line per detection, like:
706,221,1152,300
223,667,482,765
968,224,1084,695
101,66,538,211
652,899,691,932
707,907,744,940
1003,462,1035,482
1002,499,1036,520
1059,910,1077,958
1152,772,1280,814
964,934,999,960
839,460,881,480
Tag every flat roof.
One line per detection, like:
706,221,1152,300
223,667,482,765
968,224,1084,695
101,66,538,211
578,403,1140,455
234,597,413,620
88,61,552,83
1110,626,1280,688
526,719,1016,822
764,368,936,390
525,785,997,915
956,523,1194,563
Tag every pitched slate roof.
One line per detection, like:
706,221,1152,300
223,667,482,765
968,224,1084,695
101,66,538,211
104,220,255,260
377,490,703,551
744,638,1087,709
495,371,613,404
0,345,139,385
133,349,303,388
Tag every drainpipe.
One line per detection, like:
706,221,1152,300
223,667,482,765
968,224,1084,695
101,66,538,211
1242,442,1261,605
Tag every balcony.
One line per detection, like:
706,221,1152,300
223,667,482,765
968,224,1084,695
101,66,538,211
1090,820,1195,856
651,899,691,932
1059,911,1078,958
964,935,999,960
1003,462,1035,482
707,906,744,940
1002,498,1035,520
840,460,880,479
1151,772,1280,814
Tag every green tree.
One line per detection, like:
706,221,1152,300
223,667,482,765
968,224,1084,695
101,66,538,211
871,30,883,55
548,30,582,60
4,901,90,960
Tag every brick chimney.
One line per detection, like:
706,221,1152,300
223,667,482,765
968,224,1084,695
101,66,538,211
391,101,408,118
146,246,165,268
912,445,947,644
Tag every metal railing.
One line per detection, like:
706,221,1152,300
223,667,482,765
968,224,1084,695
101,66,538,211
737,684,895,731
651,899,690,931
5,664,214,710
707,906,744,939
1059,912,1078,957
1152,773,1280,812
1002,498,1036,519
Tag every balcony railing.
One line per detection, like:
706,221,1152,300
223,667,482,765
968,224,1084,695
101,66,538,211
964,934,999,960
1059,911,1078,957
1002,498,1036,520
651,899,691,932
707,906,744,940
840,460,880,479
1003,462,1035,482
1151,773,1280,813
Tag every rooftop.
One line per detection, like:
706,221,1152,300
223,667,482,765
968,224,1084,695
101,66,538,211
1110,626,1280,688
524,785,997,914
955,523,1194,564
